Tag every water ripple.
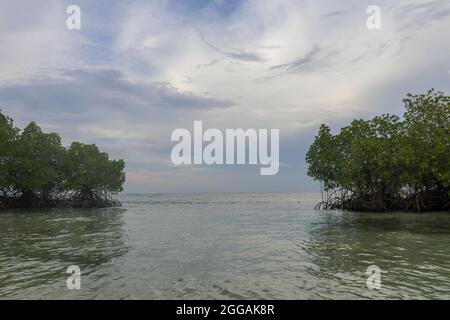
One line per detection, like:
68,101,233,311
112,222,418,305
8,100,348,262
1,194,449,299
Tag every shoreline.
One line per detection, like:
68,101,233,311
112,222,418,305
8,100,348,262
0,198,122,211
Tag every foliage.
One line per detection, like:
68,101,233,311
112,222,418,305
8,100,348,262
306,90,450,212
12,122,64,206
0,111,19,199
64,142,125,205
0,111,125,208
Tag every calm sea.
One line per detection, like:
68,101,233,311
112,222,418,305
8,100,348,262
0,193,449,299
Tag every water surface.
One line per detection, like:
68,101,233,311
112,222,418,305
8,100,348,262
1,193,449,299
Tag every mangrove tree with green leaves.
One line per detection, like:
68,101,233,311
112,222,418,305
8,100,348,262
306,89,449,212
0,111,125,209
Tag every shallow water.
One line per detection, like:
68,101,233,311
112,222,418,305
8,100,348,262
0,193,449,299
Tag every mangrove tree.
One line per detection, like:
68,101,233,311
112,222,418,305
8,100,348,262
306,89,449,212
0,111,125,209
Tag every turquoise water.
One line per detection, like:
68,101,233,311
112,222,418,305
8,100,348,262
0,193,449,299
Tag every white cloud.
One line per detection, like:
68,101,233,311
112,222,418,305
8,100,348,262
1,0,449,192
113,0,450,133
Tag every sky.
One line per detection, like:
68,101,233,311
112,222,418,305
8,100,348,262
0,0,449,193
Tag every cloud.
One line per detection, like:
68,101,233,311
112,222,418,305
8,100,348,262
1,0,449,192
322,10,348,18
270,46,330,72
198,30,265,62
0,68,233,115
393,1,450,32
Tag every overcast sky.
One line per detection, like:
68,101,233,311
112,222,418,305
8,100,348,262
0,0,449,193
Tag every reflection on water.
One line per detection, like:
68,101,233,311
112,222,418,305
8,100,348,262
0,193,449,299
305,212,450,299
0,207,127,299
